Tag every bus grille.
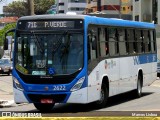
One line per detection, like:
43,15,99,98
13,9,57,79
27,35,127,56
27,94,67,103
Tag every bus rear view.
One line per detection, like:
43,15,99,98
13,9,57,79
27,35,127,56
13,15,86,111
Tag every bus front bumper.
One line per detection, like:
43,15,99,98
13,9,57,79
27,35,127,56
13,87,88,104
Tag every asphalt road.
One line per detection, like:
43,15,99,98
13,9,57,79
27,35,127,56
1,76,160,117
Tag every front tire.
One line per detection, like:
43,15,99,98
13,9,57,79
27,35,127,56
95,83,108,108
33,103,55,112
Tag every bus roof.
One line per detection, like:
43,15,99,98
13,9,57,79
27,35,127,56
18,14,86,20
18,14,155,29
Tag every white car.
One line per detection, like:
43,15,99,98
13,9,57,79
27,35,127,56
0,58,13,75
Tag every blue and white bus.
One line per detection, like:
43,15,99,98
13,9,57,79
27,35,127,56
8,14,157,111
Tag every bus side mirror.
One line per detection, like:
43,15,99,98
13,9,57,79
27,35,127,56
4,28,15,50
4,38,8,50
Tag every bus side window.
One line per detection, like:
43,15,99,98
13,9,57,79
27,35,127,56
118,28,127,55
148,30,151,52
105,28,109,55
17,37,23,66
87,35,91,61
109,28,119,56
136,30,142,53
150,30,156,52
87,27,98,61
143,30,150,53
133,30,137,53
127,29,135,54
99,27,108,57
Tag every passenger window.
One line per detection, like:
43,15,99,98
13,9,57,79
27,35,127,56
127,29,135,54
118,28,127,55
135,30,143,53
99,28,109,57
150,30,156,52
143,30,151,53
87,26,98,60
108,28,119,56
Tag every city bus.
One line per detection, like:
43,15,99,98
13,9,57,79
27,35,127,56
5,14,157,111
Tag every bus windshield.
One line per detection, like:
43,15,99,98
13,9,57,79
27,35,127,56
15,32,83,75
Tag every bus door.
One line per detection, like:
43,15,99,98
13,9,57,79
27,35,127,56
87,26,101,102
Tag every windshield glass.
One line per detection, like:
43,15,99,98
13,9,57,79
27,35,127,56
15,32,83,75
0,59,11,65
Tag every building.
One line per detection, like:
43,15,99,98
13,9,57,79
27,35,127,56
86,0,132,20
132,0,153,22
85,0,159,23
0,17,18,30
56,0,87,14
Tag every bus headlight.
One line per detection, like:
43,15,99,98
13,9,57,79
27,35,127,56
10,66,13,70
70,76,85,92
13,76,24,91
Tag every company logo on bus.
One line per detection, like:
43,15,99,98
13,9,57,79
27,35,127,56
104,60,116,69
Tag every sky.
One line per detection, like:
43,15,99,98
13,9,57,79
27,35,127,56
0,0,15,14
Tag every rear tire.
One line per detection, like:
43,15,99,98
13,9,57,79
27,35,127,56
95,83,108,108
33,103,55,112
134,75,142,98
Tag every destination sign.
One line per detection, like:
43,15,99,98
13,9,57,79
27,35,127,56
18,20,83,30
27,21,74,29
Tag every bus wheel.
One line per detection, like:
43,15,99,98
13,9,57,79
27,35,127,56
95,83,108,108
33,103,55,111
134,75,142,98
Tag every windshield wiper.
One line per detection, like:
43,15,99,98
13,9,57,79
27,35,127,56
52,31,68,53
31,31,44,54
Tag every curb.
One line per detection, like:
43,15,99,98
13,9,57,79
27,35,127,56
0,100,14,108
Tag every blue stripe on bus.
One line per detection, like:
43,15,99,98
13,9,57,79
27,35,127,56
133,54,157,65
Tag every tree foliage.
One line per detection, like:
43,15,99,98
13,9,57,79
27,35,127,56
0,23,16,46
5,1,28,17
4,0,55,17
34,0,55,15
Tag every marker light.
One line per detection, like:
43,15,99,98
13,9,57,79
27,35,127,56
70,76,85,92
13,76,24,91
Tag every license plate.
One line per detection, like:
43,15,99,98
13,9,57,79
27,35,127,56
40,99,53,104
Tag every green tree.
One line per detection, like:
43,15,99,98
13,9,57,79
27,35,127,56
0,23,16,46
34,0,55,15
5,0,55,17
5,1,28,17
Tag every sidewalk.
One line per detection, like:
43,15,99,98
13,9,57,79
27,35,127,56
150,77,160,87
0,76,14,107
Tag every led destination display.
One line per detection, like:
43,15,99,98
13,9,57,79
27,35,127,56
18,20,83,30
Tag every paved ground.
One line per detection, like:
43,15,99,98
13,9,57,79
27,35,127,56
0,75,14,107
0,76,160,108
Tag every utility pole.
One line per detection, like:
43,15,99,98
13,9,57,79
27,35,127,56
27,0,34,15
97,0,101,12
